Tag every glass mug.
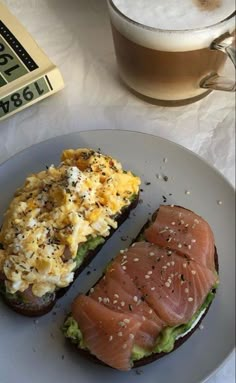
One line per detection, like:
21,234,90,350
107,0,235,106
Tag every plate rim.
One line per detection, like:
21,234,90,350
0,129,235,191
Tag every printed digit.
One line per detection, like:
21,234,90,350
0,53,14,66
23,86,34,101
0,43,5,52
11,93,23,108
4,64,20,76
34,81,45,95
0,100,10,114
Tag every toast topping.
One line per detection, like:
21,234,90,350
0,149,140,297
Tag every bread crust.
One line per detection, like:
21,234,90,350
65,206,219,369
0,194,139,317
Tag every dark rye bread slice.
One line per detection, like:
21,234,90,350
0,194,139,317
64,206,219,369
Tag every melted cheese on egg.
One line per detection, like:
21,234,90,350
0,149,140,297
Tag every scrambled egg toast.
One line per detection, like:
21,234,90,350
0,149,140,298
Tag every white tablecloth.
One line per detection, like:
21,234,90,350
1,1,235,382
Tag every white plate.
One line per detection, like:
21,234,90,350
0,130,235,383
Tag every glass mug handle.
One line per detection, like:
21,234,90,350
200,33,236,92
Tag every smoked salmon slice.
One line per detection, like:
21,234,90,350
114,242,217,326
72,295,142,371
144,205,215,270
89,262,165,350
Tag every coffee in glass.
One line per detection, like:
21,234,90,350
108,0,235,105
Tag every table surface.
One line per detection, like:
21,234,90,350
0,1,235,382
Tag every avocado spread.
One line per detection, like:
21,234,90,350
75,236,105,268
62,288,217,362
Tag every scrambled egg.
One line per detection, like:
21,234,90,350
0,149,140,297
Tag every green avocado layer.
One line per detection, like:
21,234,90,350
62,287,217,363
75,236,105,268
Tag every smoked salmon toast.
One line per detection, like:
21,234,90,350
63,205,219,371
0,149,140,316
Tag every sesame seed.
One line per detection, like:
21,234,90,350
151,287,156,291
120,250,125,254
159,230,167,234
124,319,130,324
118,332,123,337
90,287,94,293
194,219,200,224
119,321,125,327
167,238,172,242
162,265,167,270
129,333,135,339
188,297,194,302
171,204,175,207
165,226,169,230
149,252,155,256
147,271,153,275
149,309,153,314
122,266,127,270
171,261,175,266
133,296,138,303
192,224,196,229
133,258,139,262
179,213,183,217
185,224,189,227
167,250,172,255
145,275,150,279
178,243,182,248
114,294,119,298
98,297,102,303
142,316,146,321
113,300,118,304
188,245,192,250
120,301,125,307
180,220,185,224
191,239,196,243
167,262,171,266
184,288,189,293
103,298,110,303
183,263,187,268
109,335,113,341
191,270,196,275
131,243,136,247
165,282,171,288
171,222,176,225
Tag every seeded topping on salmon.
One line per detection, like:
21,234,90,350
72,295,142,371
145,205,215,270
89,262,165,350
68,205,218,371
114,242,217,326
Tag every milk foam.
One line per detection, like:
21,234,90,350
112,0,235,30
109,0,235,51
